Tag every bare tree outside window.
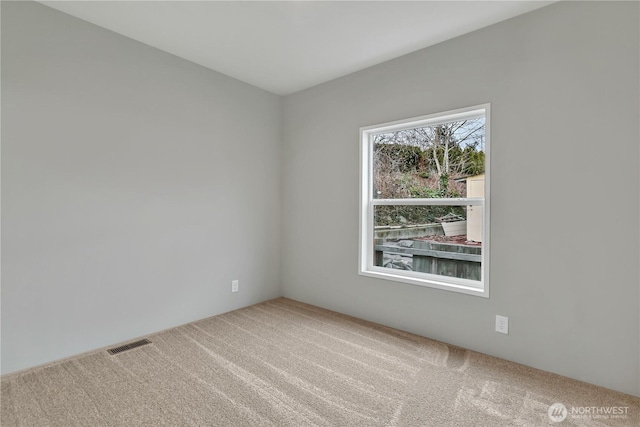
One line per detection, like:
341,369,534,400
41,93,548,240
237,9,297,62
372,118,485,226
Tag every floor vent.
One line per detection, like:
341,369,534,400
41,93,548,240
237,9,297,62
107,339,152,355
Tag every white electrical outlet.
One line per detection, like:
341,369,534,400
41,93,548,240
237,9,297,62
495,315,509,334
231,280,239,293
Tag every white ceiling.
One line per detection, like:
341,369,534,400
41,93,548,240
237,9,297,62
40,1,554,95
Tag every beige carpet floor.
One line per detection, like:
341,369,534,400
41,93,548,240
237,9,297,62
1,297,638,426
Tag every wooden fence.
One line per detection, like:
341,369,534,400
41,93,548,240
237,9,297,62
375,240,481,281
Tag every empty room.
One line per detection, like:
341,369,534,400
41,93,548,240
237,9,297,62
1,1,639,425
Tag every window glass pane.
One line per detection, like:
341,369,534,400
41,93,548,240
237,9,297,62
374,205,482,281
372,117,485,199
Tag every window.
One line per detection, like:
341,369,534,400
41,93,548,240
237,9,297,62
359,105,490,296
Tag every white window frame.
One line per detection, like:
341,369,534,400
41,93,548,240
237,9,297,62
358,104,490,297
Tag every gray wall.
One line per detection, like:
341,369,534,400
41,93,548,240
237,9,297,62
1,1,282,374
282,1,640,397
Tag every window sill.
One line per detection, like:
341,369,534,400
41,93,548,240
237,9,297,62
358,268,488,297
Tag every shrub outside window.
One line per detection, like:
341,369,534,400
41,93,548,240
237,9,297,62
359,105,490,296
